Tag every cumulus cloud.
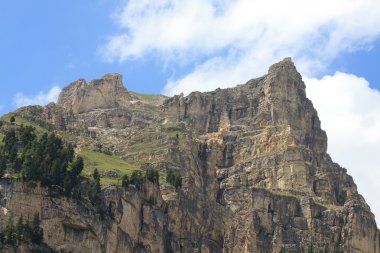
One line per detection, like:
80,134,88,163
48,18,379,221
100,0,380,95
13,86,62,108
305,73,380,222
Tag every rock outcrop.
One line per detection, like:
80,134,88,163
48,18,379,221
57,73,131,114
1,58,379,253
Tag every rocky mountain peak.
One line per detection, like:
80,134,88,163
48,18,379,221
265,57,305,93
57,73,131,114
5,58,379,253
268,57,297,73
90,73,124,90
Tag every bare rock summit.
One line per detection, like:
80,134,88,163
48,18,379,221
57,73,131,114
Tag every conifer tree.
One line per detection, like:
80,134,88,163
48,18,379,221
31,213,43,244
16,215,23,241
122,174,130,187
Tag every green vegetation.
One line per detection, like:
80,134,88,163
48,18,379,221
0,115,47,134
133,93,158,102
0,156,6,178
0,116,166,222
128,128,172,154
0,124,141,220
315,200,342,210
270,189,305,199
80,147,173,189
120,169,160,190
55,130,80,143
166,169,182,189
88,169,106,219
130,170,145,190
0,213,43,246
299,242,333,253
128,138,165,153
135,242,146,250
0,125,82,197
130,91,167,104
162,123,185,147
306,243,313,253
148,196,157,205
145,169,159,184
121,174,130,187
79,149,138,185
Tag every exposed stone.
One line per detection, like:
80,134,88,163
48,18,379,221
1,58,379,253
57,73,131,114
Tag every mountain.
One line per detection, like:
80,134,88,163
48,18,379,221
0,58,378,252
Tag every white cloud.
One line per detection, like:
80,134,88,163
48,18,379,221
100,0,380,95
13,86,62,108
305,73,380,223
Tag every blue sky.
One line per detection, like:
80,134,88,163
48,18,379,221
1,1,380,223
0,1,171,112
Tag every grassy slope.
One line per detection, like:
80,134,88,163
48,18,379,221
0,115,166,186
79,149,139,186
1,115,47,133
130,91,167,102
128,124,184,153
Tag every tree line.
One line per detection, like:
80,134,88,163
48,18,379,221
0,124,83,198
121,168,182,190
0,212,43,246
0,119,183,222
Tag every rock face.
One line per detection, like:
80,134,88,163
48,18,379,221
57,73,131,114
2,58,379,253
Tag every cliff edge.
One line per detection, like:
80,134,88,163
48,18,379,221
1,58,378,253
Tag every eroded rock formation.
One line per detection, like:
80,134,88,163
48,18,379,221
1,58,379,253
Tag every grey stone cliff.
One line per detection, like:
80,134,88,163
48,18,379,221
1,58,378,253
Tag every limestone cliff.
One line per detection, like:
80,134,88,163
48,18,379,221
57,73,131,114
1,58,379,253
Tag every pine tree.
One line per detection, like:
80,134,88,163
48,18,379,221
122,174,130,187
93,168,101,193
31,213,43,244
13,157,23,173
166,169,182,189
3,213,16,245
0,156,6,178
3,129,17,160
306,243,313,253
130,170,144,190
145,169,159,184
89,168,105,219
16,215,24,241
19,124,36,146
64,174,72,196
71,157,84,178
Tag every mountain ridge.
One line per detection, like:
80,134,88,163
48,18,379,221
0,57,378,253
